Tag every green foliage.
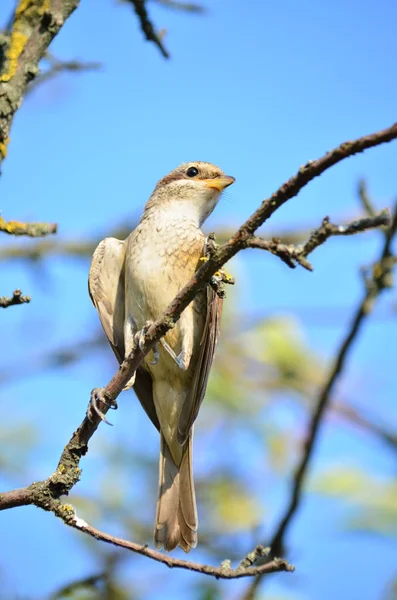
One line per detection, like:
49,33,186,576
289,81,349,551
202,477,263,532
313,466,397,536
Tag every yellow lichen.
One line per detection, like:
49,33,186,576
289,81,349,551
0,217,28,234
15,0,50,20
1,31,28,82
0,0,52,83
40,0,51,15
0,138,10,158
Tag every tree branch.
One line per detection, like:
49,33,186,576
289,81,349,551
126,0,170,58
60,521,294,579
0,0,79,164
0,215,57,236
0,123,396,577
0,212,385,263
242,201,397,600
246,210,390,271
0,485,293,578
0,223,330,263
0,289,30,308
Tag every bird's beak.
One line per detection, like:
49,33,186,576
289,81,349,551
204,176,235,191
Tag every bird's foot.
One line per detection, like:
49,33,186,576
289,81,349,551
213,267,234,284
199,256,235,294
210,268,235,298
149,343,160,365
87,387,118,426
123,372,136,391
134,321,160,365
159,339,189,371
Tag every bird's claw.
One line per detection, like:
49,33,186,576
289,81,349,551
213,267,234,284
149,343,160,365
123,376,135,391
199,256,235,289
133,323,149,353
134,321,160,365
159,339,189,371
87,387,118,426
210,268,235,298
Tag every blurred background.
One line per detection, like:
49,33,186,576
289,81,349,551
0,0,397,599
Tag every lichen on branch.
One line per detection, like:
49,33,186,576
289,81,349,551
0,215,57,237
0,0,79,163
1,0,51,84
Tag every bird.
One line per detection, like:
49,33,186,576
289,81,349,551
88,161,235,552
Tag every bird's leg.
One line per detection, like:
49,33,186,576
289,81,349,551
132,320,160,366
159,338,189,370
87,387,117,426
150,343,160,365
199,256,235,294
210,268,235,299
127,317,192,372
159,308,193,371
122,316,139,389
122,319,159,392
125,316,160,372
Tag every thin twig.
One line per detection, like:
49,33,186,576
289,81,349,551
358,179,377,218
127,0,170,58
68,519,294,579
0,216,57,237
152,0,206,13
332,402,397,450
0,289,30,308
26,57,101,95
246,210,390,271
0,483,293,577
0,124,395,577
242,202,397,600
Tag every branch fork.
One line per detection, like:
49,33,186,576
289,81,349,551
245,210,390,271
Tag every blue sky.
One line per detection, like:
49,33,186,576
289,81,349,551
1,0,397,598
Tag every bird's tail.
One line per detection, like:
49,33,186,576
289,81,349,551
154,432,198,552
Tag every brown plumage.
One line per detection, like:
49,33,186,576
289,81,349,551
89,162,234,551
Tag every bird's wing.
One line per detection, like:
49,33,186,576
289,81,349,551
177,285,223,445
88,237,126,362
89,236,160,431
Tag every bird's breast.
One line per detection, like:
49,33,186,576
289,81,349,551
125,212,205,323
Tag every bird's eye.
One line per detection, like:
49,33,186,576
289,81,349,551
186,166,199,177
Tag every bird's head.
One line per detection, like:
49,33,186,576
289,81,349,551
146,161,235,225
